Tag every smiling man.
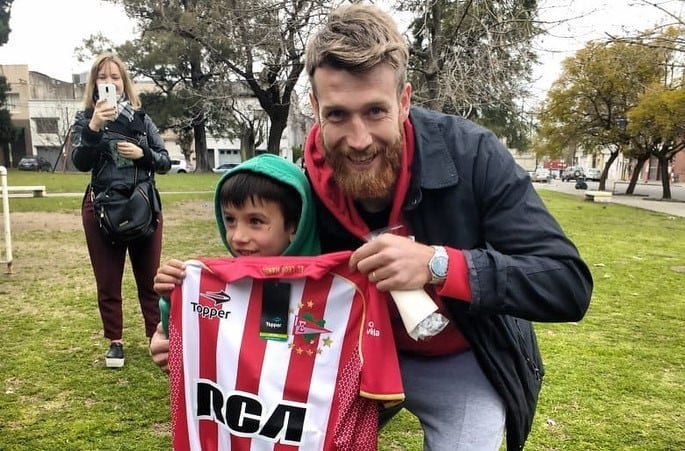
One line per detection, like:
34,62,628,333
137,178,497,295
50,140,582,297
302,3,593,450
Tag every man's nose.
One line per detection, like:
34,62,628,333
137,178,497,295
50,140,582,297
346,116,373,150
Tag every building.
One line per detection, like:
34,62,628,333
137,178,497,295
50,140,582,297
0,65,308,171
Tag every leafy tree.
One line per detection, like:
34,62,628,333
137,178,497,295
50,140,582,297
400,0,541,150
538,39,664,191
628,84,685,199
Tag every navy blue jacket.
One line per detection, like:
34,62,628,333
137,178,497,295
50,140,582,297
311,106,593,450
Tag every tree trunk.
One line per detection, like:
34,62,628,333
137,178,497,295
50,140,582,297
240,124,256,161
599,150,619,191
266,106,289,155
627,156,649,194
658,156,672,199
193,122,210,172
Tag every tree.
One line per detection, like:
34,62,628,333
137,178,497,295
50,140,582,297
537,39,664,191
105,0,335,167
629,83,685,199
0,0,14,166
400,0,541,150
79,20,225,172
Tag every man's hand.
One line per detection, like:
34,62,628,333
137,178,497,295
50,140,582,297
153,259,186,298
349,233,434,291
149,322,170,375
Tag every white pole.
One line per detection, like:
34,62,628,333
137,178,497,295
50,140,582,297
0,166,12,274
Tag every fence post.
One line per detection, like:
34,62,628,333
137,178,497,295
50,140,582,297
0,166,13,274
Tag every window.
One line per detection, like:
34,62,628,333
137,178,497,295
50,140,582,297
35,117,59,134
5,93,19,112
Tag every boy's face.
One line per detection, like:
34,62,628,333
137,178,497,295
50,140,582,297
223,197,296,257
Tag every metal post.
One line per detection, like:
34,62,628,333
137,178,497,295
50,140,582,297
0,166,13,274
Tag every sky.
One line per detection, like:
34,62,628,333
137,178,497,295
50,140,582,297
0,0,135,82
0,0,677,103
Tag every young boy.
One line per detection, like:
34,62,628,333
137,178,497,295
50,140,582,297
154,153,321,335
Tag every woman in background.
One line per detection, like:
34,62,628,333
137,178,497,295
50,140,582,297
71,51,170,368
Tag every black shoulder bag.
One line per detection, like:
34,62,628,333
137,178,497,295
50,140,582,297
92,168,161,244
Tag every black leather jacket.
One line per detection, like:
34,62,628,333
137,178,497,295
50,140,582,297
71,108,171,194
310,106,593,450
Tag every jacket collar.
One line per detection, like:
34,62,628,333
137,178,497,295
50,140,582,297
409,107,460,190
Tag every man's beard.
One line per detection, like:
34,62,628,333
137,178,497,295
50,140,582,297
322,129,403,201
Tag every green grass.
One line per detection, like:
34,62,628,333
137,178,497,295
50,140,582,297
0,170,683,450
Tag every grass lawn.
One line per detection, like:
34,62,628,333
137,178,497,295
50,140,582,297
0,169,683,450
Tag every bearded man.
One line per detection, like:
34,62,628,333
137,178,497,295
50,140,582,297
302,4,593,450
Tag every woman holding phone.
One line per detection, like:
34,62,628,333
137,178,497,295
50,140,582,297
70,51,171,368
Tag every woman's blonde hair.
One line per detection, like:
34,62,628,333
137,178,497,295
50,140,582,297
82,51,141,110
304,3,409,96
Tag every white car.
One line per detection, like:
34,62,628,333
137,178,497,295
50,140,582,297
212,163,239,174
585,168,601,181
531,168,551,183
169,159,189,173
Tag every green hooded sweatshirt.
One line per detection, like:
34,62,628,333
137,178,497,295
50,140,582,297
213,153,320,257
160,154,320,335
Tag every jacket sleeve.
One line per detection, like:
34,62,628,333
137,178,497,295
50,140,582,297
137,115,171,174
464,130,593,323
70,110,104,172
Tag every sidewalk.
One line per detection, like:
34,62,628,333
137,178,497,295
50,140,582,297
536,181,685,218
603,194,685,218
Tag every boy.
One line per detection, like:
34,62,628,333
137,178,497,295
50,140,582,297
154,153,321,336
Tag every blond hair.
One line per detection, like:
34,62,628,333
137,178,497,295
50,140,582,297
82,52,141,110
304,3,409,95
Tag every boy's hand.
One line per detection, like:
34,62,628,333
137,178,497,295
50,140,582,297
153,259,186,297
149,322,170,375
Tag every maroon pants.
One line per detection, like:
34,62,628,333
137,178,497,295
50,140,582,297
82,189,162,340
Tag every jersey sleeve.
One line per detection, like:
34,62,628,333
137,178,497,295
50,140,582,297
359,286,405,403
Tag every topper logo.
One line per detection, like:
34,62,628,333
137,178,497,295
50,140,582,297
195,380,307,445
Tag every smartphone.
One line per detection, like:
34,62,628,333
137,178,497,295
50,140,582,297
97,83,117,108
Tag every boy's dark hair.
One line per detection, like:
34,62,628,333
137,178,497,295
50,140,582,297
219,171,302,231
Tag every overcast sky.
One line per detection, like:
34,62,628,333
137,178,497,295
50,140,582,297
0,0,677,104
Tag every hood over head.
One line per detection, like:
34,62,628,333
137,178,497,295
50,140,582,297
214,154,320,257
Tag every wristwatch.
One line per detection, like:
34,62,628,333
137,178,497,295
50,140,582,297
428,246,449,284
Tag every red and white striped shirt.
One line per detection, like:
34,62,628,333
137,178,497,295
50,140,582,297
168,251,404,451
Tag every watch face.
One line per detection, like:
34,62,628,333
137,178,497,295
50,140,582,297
432,256,448,277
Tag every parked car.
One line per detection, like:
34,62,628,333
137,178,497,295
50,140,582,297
562,166,585,182
585,167,601,181
169,159,189,173
212,163,239,174
531,167,551,183
18,156,52,171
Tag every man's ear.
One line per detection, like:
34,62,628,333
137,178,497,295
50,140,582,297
399,82,412,122
309,92,320,124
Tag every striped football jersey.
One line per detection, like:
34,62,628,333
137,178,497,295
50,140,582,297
168,251,404,451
